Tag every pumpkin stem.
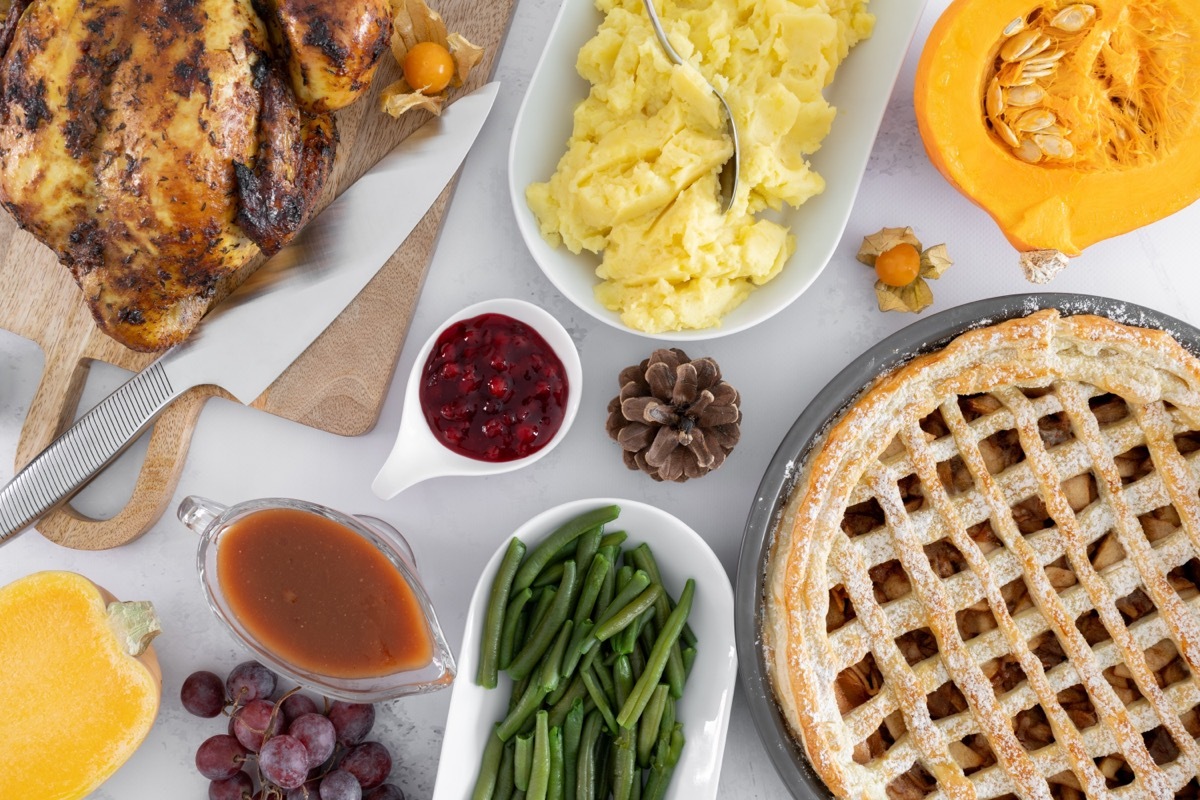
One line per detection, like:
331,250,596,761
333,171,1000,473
106,601,162,657
1019,249,1070,284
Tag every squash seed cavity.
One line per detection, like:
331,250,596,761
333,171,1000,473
981,1,1197,170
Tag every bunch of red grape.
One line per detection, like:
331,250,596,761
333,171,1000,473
183,661,406,800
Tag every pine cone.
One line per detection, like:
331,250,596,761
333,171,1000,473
605,348,741,482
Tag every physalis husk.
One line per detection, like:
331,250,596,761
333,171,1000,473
380,0,485,119
856,227,953,313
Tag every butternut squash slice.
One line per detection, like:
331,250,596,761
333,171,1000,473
0,571,161,800
915,0,1200,282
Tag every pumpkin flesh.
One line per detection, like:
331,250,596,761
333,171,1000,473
0,571,161,800
915,0,1200,260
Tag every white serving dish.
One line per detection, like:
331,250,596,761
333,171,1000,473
509,0,928,340
372,298,583,498
432,498,737,800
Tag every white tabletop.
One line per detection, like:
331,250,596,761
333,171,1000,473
2,1,1198,798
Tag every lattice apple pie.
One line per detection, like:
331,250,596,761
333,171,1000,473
764,309,1200,800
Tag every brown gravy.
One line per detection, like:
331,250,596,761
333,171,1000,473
217,508,432,679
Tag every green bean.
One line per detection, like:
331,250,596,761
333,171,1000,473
595,547,618,617
631,773,641,800
612,725,637,800
617,579,693,729
614,606,654,656
480,539,528,688
547,536,581,568
548,673,588,728
613,655,634,710
574,527,604,581
515,734,533,792
529,586,558,634
539,620,574,695
658,697,676,763
563,700,584,800
682,646,696,679
531,562,565,588
561,619,595,681
499,588,534,671
632,567,685,700
513,506,621,593
509,674,531,715
576,711,603,800
637,685,669,768
508,562,577,681
614,564,632,593
598,530,627,549
642,723,684,800
591,657,617,707
581,665,618,734
545,667,573,708
473,725,507,800
579,642,601,676
595,570,651,630
548,725,565,800
496,741,517,800
571,554,611,629
628,640,645,681
595,584,663,642
630,544,697,651
513,793,526,800
526,711,551,800
499,673,551,741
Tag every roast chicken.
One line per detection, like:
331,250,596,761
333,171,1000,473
0,0,392,351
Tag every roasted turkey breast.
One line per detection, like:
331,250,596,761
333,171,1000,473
0,0,390,352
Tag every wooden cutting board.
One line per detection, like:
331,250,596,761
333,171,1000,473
0,0,517,550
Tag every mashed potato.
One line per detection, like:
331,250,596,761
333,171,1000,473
526,0,874,332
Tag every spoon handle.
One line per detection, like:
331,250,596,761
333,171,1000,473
643,0,685,66
641,0,740,214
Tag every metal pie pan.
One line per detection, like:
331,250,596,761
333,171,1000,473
733,293,1200,798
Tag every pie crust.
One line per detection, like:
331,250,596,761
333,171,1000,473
764,309,1200,800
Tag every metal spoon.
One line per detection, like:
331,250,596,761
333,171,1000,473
643,0,740,214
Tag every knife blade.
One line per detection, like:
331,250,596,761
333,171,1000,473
0,81,500,544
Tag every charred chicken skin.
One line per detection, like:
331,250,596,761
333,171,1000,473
0,0,391,352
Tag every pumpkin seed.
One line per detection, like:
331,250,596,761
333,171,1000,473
986,78,1004,118
1013,138,1043,163
1033,132,1074,159
1000,29,1043,62
1021,63,1057,80
991,114,1021,148
1014,108,1057,132
1005,84,1047,106
1050,4,1096,33
1026,48,1066,65
1003,16,1026,36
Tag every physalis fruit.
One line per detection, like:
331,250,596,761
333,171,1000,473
856,227,953,313
381,0,484,119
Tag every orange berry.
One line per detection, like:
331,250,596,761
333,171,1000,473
403,41,455,94
874,242,921,287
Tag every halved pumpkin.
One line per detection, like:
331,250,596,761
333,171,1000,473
915,0,1200,282
0,571,161,799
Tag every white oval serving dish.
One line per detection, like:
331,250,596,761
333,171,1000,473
431,497,737,800
509,0,928,341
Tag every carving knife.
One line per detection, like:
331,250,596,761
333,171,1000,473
0,81,501,544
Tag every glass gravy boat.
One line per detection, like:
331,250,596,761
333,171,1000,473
179,496,455,702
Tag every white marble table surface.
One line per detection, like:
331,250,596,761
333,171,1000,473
2,1,1199,797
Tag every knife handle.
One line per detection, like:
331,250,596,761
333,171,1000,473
0,361,179,545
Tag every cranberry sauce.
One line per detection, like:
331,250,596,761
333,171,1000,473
419,313,569,462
